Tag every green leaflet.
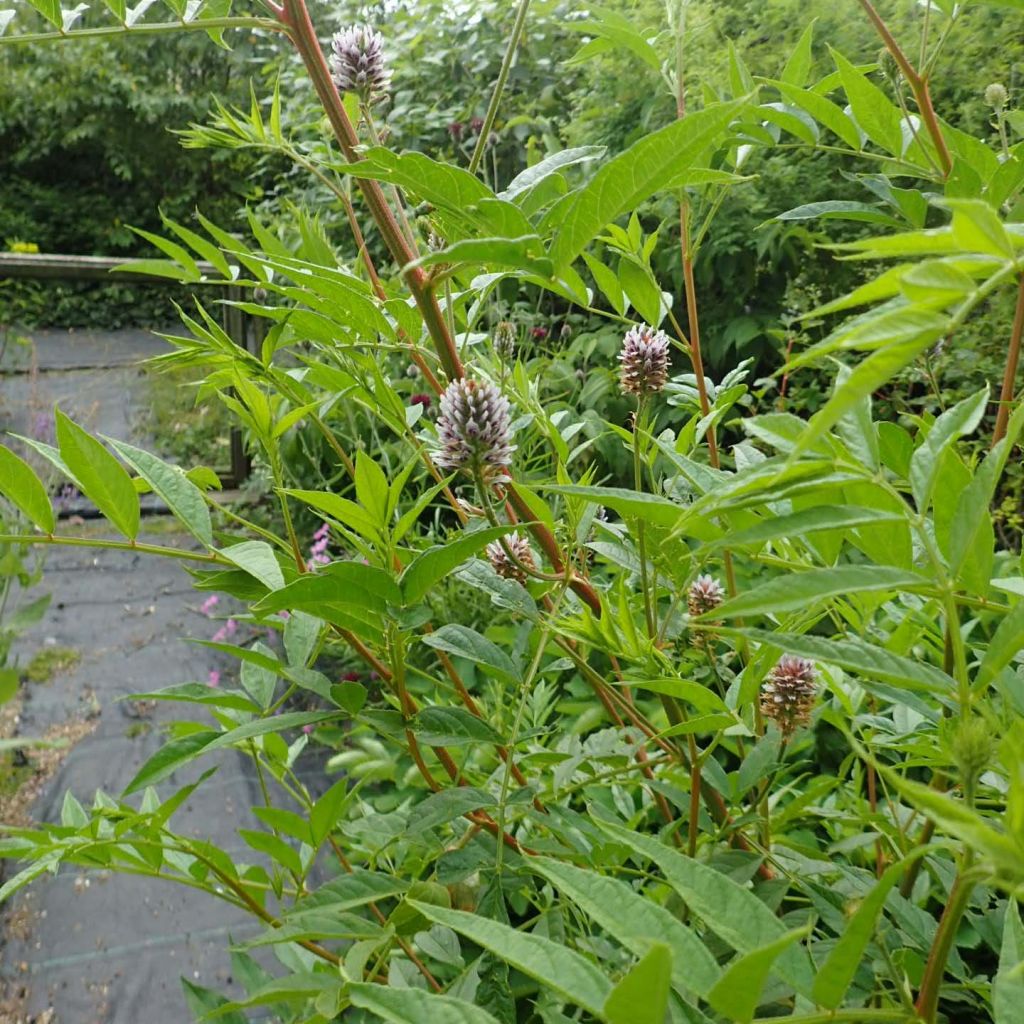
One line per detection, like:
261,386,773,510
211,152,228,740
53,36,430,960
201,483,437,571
420,623,518,682
409,901,613,1015
548,101,745,270
595,819,816,999
349,984,502,1024
603,944,672,1024
0,443,54,533
107,437,213,547
995,901,1024,1024
812,848,932,1008
55,411,139,540
528,857,720,998
724,627,955,693
706,926,812,1023
710,564,928,620
402,526,517,606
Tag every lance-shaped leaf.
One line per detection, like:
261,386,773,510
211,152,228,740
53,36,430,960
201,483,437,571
548,100,745,270
0,444,54,533
55,411,139,540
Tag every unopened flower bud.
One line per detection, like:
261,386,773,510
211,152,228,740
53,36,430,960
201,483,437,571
493,321,516,360
948,715,993,797
330,25,392,103
876,46,899,82
760,655,818,738
486,533,535,583
985,82,1008,109
620,325,670,397
436,378,515,481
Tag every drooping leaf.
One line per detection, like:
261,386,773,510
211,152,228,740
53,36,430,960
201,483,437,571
725,626,954,693
710,565,928,619
219,540,286,591
409,902,613,1015
529,858,720,998
107,438,213,546
595,819,815,998
411,707,505,747
421,624,518,683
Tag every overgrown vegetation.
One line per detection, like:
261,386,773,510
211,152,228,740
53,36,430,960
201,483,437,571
2,1,1024,1023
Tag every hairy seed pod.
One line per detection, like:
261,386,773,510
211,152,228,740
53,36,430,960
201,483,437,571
436,378,514,480
486,533,535,583
620,325,670,397
760,655,818,738
330,25,392,103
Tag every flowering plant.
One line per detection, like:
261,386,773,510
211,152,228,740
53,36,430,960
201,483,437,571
2,1,1024,1023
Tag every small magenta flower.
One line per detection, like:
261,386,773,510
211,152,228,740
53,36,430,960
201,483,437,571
486,533,535,583
307,522,331,569
411,393,432,410
447,121,464,141
531,326,548,340
200,594,219,617
470,116,485,134
620,325,670,397
207,670,220,688
436,378,514,481
494,321,516,361
760,655,818,738
330,25,392,103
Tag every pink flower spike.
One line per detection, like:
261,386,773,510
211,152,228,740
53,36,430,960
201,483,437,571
200,595,219,616
211,627,227,643
225,619,237,636
207,670,221,688
302,724,314,734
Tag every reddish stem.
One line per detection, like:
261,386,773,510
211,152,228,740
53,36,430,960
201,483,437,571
993,275,1024,446
856,0,953,177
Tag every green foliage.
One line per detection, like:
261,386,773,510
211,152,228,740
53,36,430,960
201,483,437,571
2,2,1024,1024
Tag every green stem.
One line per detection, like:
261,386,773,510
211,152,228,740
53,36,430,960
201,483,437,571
495,605,561,875
752,1011,918,1024
914,859,977,1022
632,399,657,638
856,0,953,177
279,0,463,382
992,275,1024,447
468,0,531,177
0,17,284,45
0,533,228,564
